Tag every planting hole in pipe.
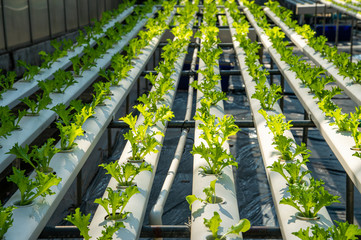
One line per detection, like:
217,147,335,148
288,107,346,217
206,234,223,240
104,213,128,221
295,212,320,221
13,200,35,208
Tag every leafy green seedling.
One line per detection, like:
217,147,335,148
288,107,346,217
293,220,361,240
204,211,251,240
192,115,239,175
0,201,16,239
94,186,139,220
268,158,311,186
65,208,91,240
280,178,340,218
100,161,152,187
186,179,219,209
17,60,40,82
0,106,17,140
56,122,84,150
7,167,61,206
259,109,293,138
7,139,59,172
20,93,51,114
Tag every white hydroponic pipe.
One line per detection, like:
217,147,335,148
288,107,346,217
149,18,200,227
264,7,361,106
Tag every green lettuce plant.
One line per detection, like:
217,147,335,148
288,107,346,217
203,211,251,240
7,139,59,173
94,186,139,220
99,161,152,187
280,178,340,219
7,167,61,206
0,201,16,239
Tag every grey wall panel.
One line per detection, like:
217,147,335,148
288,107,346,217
29,0,49,41
4,0,31,48
64,0,78,31
97,0,105,20
0,0,5,49
105,0,112,11
48,0,65,35
78,0,89,26
88,0,97,22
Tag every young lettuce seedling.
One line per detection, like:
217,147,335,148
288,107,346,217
20,93,52,115
259,109,293,138
7,167,61,206
17,60,40,82
0,106,17,140
65,208,125,240
186,179,218,209
94,186,139,220
292,220,361,240
203,211,251,240
99,161,152,187
7,139,59,173
56,122,84,150
0,201,16,239
192,114,239,175
280,178,340,219
268,158,311,186
65,208,91,240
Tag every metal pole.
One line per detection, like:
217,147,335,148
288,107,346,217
110,119,316,128
76,0,80,28
27,0,33,44
280,75,284,112
107,128,112,157
335,11,339,44
323,4,326,36
63,0,68,32
350,17,354,62
270,57,274,85
302,110,309,146
47,0,52,37
1,0,8,50
314,1,318,30
76,170,82,206
125,94,129,114
137,77,140,97
346,174,354,224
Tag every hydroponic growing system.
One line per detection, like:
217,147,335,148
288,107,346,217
1,0,361,239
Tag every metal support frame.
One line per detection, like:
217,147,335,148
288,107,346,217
346,174,355,224
323,4,326,35
109,119,315,129
125,94,129,115
107,128,112,157
27,0,33,44
280,75,284,111
335,10,340,44
141,69,281,76
76,170,82,206
302,110,309,145
39,225,282,239
350,17,354,62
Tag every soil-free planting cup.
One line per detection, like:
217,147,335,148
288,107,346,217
350,146,361,151
25,112,40,117
13,200,35,208
59,147,75,153
39,166,54,174
199,168,223,177
295,212,320,221
104,213,127,221
205,235,223,240
207,196,225,204
127,157,145,163
117,182,137,190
